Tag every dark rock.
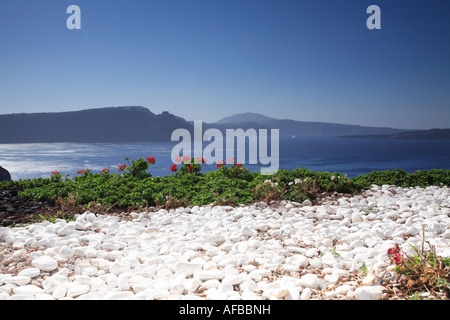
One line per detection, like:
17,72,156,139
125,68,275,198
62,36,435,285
5,205,16,213
0,166,11,182
2,219,13,227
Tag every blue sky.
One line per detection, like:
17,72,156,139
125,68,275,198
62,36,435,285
0,0,449,129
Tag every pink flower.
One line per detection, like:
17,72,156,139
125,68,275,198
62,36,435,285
181,156,191,163
196,157,207,164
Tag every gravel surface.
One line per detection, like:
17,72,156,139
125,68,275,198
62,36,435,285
1,184,449,300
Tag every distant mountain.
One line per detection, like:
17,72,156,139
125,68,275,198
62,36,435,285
216,112,276,124
0,108,422,144
0,106,192,143
215,112,409,136
341,128,450,140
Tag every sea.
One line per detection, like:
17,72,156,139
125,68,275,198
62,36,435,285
1,135,449,181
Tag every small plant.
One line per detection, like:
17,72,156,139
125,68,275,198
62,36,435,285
387,241,450,298
123,156,155,178
331,246,341,257
77,168,91,176
50,171,62,182
173,156,206,175
216,158,254,181
359,262,368,276
253,177,287,203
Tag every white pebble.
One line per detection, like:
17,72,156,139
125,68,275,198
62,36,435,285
355,286,384,300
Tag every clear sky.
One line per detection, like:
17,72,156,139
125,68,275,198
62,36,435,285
0,0,449,129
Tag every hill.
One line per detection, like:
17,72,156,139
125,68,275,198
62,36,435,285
0,107,192,143
215,112,409,136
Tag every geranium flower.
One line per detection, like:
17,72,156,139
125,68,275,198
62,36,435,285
147,157,155,164
171,164,177,172
217,160,225,168
102,168,110,174
196,157,207,164
181,156,191,163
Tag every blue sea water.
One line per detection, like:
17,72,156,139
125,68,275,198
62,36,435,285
0,135,449,180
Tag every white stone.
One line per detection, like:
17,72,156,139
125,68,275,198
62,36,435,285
361,270,381,285
300,287,311,300
241,227,256,237
17,268,41,278
222,274,245,286
305,248,318,257
352,212,363,223
355,286,384,300
0,227,10,239
3,276,32,286
205,235,226,245
332,268,350,278
298,274,318,289
13,285,44,295
335,284,354,295
66,284,91,298
109,261,131,276
104,291,135,300
58,245,74,259
248,269,271,281
193,269,223,281
271,287,289,298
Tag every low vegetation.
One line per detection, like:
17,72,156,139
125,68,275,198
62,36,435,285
1,157,449,211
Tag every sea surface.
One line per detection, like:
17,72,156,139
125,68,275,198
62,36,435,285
1,135,449,180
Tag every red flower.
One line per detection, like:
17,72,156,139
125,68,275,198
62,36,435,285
118,164,127,172
102,168,110,174
171,164,177,172
147,157,155,164
196,157,207,164
217,160,225,168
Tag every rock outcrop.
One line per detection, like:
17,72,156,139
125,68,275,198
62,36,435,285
0,166,11,182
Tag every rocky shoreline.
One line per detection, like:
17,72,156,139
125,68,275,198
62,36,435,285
0,184,449,300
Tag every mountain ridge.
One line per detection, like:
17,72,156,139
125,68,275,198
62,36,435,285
215,112,410,136
0,106,433,143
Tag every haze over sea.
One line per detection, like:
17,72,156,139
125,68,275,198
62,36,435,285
1,135,449,181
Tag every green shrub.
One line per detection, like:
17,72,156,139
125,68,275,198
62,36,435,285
0,160,448,211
